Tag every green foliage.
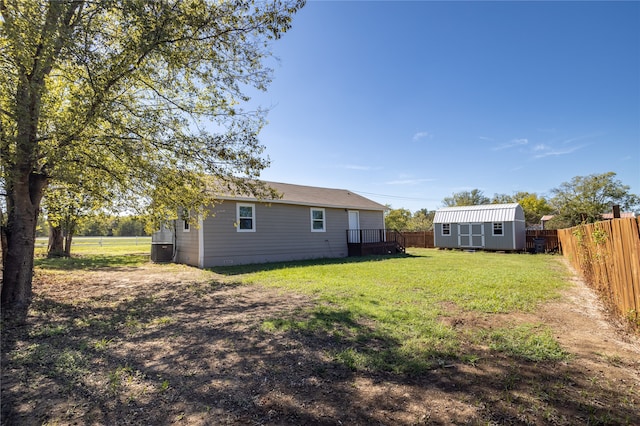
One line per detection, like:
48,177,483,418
113,216,148,237
442,189,490,207
493,191,554,226
384,207,434,231
43,182,102,256
384,207,412,230
543,215,573,231
1,0,305,310
550,172,639,226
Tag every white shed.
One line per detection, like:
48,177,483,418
433,203,526,251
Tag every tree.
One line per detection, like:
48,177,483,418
43,182,96,257
491,191,553,226
408,209,434,231
115,216,147,236
385,208,412,230
549,172,639,226
442,189,490,207
0,0,304,319
79,214,114,236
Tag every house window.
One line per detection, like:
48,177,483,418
310,208,325,232
442,223,451,236
182,210,190,232
493,222,503,236
237,203,255,232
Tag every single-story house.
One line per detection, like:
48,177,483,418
433,203,526,251
169,181,402,268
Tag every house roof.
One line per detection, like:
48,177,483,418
540,212,635,222
601,212,636,219
434,203,524,223
219,181,387,211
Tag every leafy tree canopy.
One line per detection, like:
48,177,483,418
549,172,639,226
0,0,305,316
491,191,553,225
385,207,434,231
442,189,489,207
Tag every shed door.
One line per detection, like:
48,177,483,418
458,223,484,248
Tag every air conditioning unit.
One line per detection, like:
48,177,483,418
150,227,174,263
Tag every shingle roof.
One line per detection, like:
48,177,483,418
220,181,387,211
434,203,524,223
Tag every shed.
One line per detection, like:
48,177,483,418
433,203,526,251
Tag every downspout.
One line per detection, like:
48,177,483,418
198,213,204,269
172,220,177,261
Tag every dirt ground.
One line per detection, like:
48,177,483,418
1,260,639,425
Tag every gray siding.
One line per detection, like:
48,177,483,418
357,209,385,230
199,202,385,267
174,218,200,266
434,220,526,251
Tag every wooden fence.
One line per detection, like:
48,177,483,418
557,218,640,330
525,229,560,253
401,231,434,248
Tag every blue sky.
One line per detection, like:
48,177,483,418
248,1,639,211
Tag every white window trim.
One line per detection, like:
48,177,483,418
442,223,451,236
182,209,190,232
492,222,504,236
310,208,326,232
236,203,256,232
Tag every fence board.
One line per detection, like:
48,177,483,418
400,231,434,248
525,230,560,253
557,218,640,331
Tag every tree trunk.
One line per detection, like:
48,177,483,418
1,171,47,321
64,232,73,257
48,224,65,258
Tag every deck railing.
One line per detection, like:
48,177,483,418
347,228,388,244
346,229,405,255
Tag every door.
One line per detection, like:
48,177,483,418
458,223,484,248
348,210,360,243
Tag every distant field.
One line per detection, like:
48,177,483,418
34,236,152,256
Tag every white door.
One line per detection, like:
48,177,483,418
348,210,360,243
458,223,484,248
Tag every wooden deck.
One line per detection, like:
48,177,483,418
346,229,405,257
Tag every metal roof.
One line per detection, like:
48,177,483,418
433,203,524,223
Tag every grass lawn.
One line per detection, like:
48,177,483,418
214,248,571,372
6,247,637,424
33,236,151,269
34,236,151,257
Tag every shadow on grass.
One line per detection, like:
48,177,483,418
210,252,425,276
34,254,150,271
2,271,637,425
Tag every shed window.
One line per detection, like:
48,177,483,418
237,203,255,232
442,223,451,236
310,208,326,232
493,222,503,236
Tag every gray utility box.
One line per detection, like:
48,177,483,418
151,228,174,263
